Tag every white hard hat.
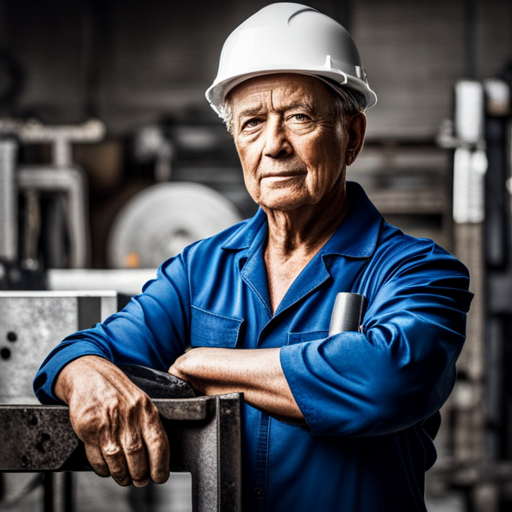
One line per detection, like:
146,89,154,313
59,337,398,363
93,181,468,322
205,2,377,115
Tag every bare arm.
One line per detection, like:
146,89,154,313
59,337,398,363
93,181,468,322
54,355,170,487
169,347,305,425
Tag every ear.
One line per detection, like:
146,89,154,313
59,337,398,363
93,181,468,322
345,113,366,166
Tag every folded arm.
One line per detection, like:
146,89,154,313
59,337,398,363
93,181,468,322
169,346,305,425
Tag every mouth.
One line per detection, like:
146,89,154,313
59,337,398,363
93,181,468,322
260,171,307,182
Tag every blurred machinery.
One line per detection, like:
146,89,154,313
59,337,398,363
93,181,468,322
0,118,105,288
0,107,246,511
0,114,246,511
0,114,245,290
108,181,241,268
426,66,512,511
107,120,242,269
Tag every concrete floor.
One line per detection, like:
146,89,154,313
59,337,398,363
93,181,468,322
0,472,193,512
1,472,468,512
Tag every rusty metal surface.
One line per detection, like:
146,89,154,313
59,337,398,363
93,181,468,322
0,405,79,471
156,398,207,421
0,400,209,471
217,394,242,510
0,393,242,512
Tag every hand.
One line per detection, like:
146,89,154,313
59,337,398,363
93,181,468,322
55,356,170,487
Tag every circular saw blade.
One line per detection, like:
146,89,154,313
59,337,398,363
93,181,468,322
107,182,242,268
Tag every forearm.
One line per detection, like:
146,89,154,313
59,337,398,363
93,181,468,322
169,347,305,425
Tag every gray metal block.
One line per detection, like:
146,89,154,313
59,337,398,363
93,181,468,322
0,291,120,404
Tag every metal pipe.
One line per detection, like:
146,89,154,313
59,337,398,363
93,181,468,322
0,138,18,262
329,292,366,335
18,166,90,268
465,0,478,79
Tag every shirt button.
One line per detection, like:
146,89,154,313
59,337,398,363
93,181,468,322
254,488,264,500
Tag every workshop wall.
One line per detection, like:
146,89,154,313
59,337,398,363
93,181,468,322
1,0,510,137
0,0,510,266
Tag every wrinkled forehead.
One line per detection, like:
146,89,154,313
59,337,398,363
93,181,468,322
228,73,335,113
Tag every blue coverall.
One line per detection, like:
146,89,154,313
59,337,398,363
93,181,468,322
35,182,473,512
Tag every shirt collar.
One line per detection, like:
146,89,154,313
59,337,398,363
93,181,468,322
321,181,382,259
221,181,382,259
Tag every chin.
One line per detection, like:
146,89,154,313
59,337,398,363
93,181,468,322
259,195,313,212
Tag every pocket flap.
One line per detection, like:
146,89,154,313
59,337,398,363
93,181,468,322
191,306,243,348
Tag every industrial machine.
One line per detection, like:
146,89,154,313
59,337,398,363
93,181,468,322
427,67,512,511
0,118,105,288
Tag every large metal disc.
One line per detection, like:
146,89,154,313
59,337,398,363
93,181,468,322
107,182,242,268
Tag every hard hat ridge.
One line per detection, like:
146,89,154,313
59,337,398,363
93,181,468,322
205,2,377,116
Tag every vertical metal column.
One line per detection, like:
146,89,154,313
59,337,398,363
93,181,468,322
0,137,18,263
451,80,486,469
482,78,512,512
436,79,492,510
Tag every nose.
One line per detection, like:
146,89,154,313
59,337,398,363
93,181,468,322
263,118,292,158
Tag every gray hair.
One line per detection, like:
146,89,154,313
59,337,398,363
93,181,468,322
219,82,365,135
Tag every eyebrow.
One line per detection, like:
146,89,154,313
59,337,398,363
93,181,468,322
237,106,265,119
236,101,315,120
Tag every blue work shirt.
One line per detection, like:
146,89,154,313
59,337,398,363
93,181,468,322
35,182,472,512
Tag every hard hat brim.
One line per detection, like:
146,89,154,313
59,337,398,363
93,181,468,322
205,69,377,115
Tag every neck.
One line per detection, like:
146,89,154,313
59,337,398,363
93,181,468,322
262,183,349,313
263,183,349,257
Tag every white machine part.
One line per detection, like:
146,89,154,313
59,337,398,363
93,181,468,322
205,2,377,115
107,182,242,269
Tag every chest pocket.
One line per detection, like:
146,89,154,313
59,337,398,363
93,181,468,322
190,305,243,348
287,330,329,345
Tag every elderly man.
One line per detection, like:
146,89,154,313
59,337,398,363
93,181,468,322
35,4,472,511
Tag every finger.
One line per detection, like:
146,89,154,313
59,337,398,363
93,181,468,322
101,441,132,486
84,444,110,478
120,429,150,487
142,406,170,484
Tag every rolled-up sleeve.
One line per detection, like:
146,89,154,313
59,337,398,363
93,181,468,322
280,246,473,437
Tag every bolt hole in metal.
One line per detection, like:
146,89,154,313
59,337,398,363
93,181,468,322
36,433,51,453
6,331,17,342
0,347,11,360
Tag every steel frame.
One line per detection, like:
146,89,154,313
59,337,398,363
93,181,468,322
0,394,242,512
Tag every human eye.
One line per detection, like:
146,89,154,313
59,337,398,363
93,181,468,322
287,112,312,124
241,117,262,131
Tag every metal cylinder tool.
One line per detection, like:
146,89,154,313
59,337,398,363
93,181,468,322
329,292,366,335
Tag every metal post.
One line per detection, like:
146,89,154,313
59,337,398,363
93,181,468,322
0,137,18,263
43,472,54,512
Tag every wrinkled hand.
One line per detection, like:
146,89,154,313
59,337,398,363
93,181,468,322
54,356,170,487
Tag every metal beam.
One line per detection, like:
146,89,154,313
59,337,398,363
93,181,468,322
0,394,242,512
